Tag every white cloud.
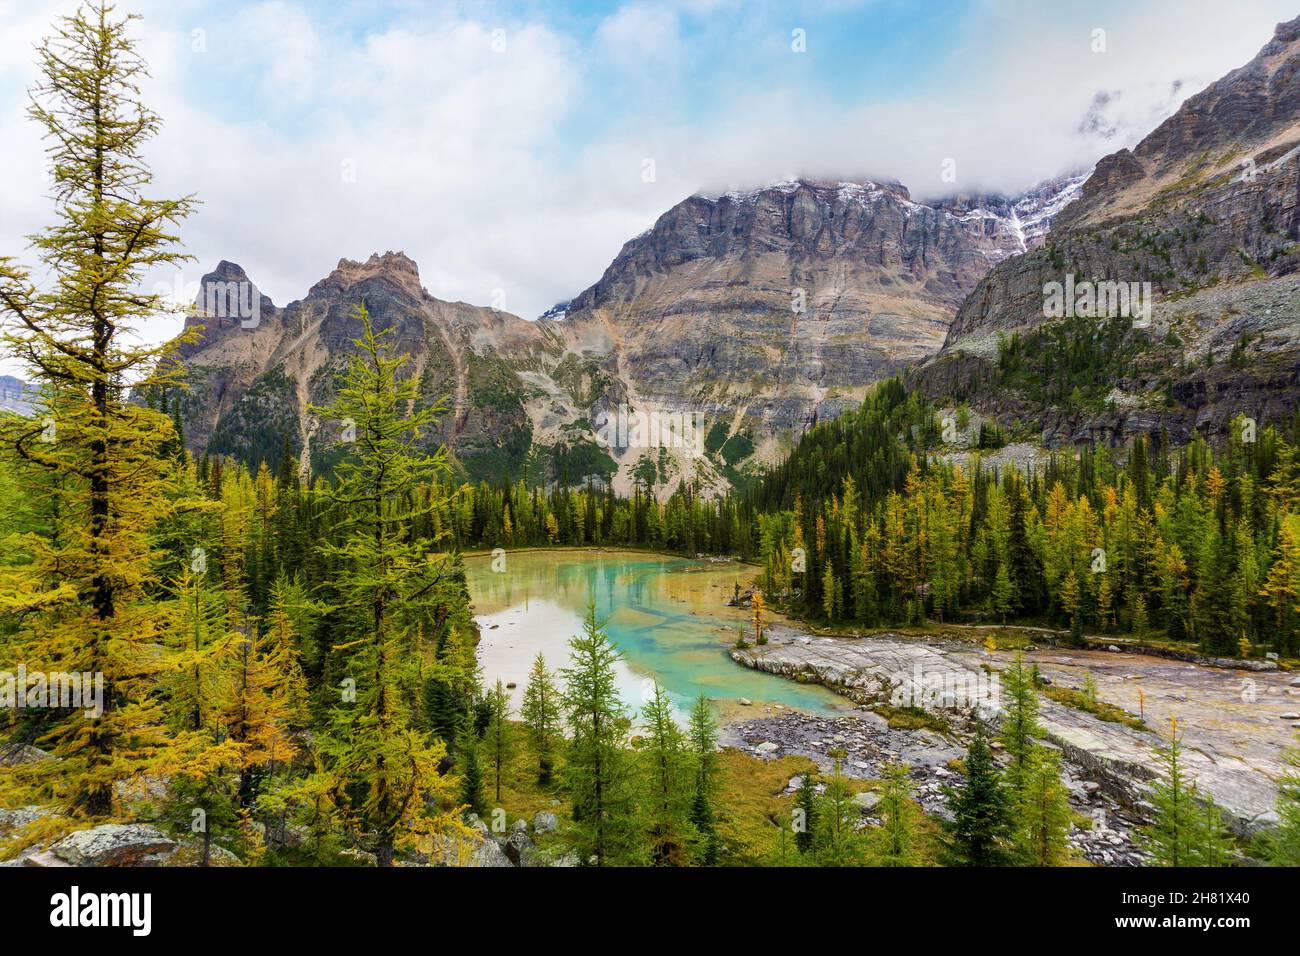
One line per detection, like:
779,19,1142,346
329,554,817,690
595,4,681,67
2,0,1298,379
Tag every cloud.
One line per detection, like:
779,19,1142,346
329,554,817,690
2,0,1298,378
595,4,681,67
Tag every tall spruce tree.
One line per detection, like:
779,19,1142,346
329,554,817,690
944,722,1014,865
794,769,819,854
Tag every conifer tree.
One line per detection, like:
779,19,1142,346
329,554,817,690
998,652,1042,792
687,693,721,865
484,679,513,805
944,723,1014,865
1015,746,1071,866
815,748,866,866
794,769,818,854
0,0,195,818
561,600,638,865
520,653,562,785
640,681,692,865
1140,717,1233,866
1267,731,1300,866
870,760,922,866
455,712,486,819
314,303,459,866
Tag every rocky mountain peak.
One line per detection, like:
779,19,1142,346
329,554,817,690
308,250,425,301
1057,13,1300,231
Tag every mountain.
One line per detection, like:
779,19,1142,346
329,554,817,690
0,375,36,416
912,15,1300,445
171,175,1083,493
171,253,559,482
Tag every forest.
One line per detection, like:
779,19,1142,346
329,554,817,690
2,2,1299,871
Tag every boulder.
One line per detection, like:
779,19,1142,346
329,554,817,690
163,840,242,867
0,805,52,838
503,826,533,865
852,791,882,814
0,744,53,767
47,823,176,867
433,833,512,868
532,811,559,835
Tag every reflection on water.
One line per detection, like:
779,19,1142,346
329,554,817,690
465,550,846,720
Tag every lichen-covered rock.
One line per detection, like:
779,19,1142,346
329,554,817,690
46,824,177,867
0,743,53,766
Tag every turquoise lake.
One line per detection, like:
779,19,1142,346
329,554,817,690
463,550,846,720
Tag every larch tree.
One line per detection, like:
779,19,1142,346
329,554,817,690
1015,746,1071,866
520,652,562,785
1140,717,1233,866
639,681,691,866
998,651,1042,793
870,760,923,867
687,692,721,865
313,303,459,867
561,600,638,866
483,678,513,805
0,0,195,820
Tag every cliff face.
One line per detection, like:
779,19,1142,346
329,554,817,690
912,16,1300,445
174,252,559,481
1057,16,1300,233
556,177,1081,474
174,175,1081,493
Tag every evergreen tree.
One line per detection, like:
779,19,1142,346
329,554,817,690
561,601,638,865
0,0,195,818
794,770,818,854
520,653,562,785
639,681,692,865
944,723,1014,865
455,712,486,819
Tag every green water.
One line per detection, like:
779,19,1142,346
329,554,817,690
464,549,846,719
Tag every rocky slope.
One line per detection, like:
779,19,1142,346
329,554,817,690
549,175,1083,483
912,15,1300,445
173,176,1082,492
171,253,561,482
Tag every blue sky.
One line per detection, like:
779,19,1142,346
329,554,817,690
1,0,1297,366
